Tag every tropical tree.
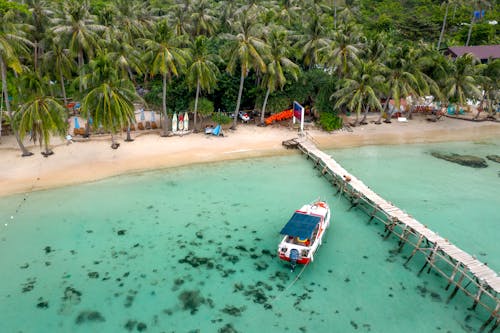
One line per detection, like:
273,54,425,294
0,8,33,155
80,52,139,148
15,73,67,156
379,44,422,123
294,13,330,69
51,0,106,92
465,0,491,46
25,0,53,72
186,36,220,131
442,53,482,110
190,0,218,37
142,19,189,135
332,60,385,126
225,14,268,129
105,31,145,84
260,29,299,124
109,0,156,42
42,39,76,107
320,24,364,79
475,58,499,119
437,0,467,50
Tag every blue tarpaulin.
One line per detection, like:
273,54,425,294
280,212,320,239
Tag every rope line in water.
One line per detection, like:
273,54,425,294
4,156,42,228
270,263,309,304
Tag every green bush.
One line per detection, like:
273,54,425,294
189,97,214,117
211,113,232,125
318,112,343,131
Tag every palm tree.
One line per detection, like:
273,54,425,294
15,73,67,156
110,0,156,42
51,0,106,92
169,5,192,37
320,25,364,79
42,39,76,107
332,61,385,126
106,31,145,83
442,53,482,110
0,10,33,155
26,0,54,72
465,0,491,46
294,13,330,69
437,0,466,50
260,29,299,124
475,59,498,119
379,44,422,123
190,0,218,37
142,19,189,135
225,14,268,129
80,52,139,148
186,36,220,131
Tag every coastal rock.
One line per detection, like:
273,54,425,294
486,155,500,164
430,152,488,168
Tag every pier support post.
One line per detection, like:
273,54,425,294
368,205,378,224
479,303,499,332
404,235,424,267
384,217,399,239
470,281,485,311
418,243,438,276
397,226,411,252
447,273,465,303
445,262,461,290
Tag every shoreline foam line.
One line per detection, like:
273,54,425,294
288,135,500,332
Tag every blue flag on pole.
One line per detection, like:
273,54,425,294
293,101,303,120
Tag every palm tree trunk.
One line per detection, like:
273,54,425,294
360,104,369,124
466,12,475,46
260,87,270,125
194,79,200,131
125,125,133,141
162,72,169,136
437,2,450,50
474,93,486,120
44,141,52,156
59,68,67,108
0,56,32,156
78,48,84,93
232,71,245,129
34,41,38,72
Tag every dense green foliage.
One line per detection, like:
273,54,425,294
1,0,499,153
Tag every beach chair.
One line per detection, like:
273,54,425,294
145,121,151,130
151,121,157,129
137,122,145,130
212,124,223,136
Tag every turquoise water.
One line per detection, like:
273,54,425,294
0,141,498,332
328,139,500,273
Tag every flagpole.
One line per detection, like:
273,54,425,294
300,106,304,134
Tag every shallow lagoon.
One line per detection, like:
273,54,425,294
1,139,499,332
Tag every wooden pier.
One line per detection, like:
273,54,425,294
291,136,500,332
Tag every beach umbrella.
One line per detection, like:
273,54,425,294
74,117,80,129
140,108,145,121
151,111,155,122
184,112,189,131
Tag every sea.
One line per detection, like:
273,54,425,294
0,139,498,333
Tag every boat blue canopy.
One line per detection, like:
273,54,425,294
280,212,321,239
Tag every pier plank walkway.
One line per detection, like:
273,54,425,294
293,137,500,331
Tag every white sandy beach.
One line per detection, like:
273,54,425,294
0,115,499,197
